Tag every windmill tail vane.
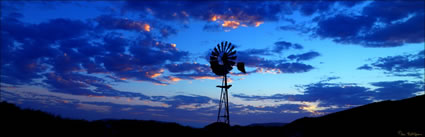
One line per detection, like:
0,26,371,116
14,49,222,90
209,41,245,125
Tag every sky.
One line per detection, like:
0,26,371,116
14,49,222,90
1,0,424,127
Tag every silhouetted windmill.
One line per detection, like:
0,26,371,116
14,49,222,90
210,41,246,125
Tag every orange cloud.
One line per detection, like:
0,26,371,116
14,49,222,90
211,15,218,21
209,14,264,30
150,73,161,78
193,76,220,80
227,77,233,83
144,24,151,32
222,20,240,29
170,77,182,82
146,69,164,78
255,21,263,27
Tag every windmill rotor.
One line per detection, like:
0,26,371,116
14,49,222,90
210,41,242,76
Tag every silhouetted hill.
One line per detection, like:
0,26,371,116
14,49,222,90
2,95,424,137
248,122,287,127
281,95,425,137
1,102,199,137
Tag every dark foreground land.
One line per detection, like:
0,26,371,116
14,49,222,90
2,95,424,137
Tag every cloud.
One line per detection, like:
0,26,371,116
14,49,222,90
165,62,210,73
371,80,424,100
233,79,424,114
2,18,92,43
297,82,372,105
358,50,424,78
357,64,373,70
295,1,337,16
123,1,292,31
76,103,112,113
95,15,178,38
314,1,424,47
1,16,92,85
176,100,217,111
276,63,314,73
371,50,424,72
273,41,304,53
287,51,320,62
1,86,170,108
1,13,193,94
96,15,151,32
234,46,316,74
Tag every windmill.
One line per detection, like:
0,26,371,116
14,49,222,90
210,41,246,125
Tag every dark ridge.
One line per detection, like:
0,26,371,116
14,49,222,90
2,95,424,137
281,95,425,137
247,122,287,127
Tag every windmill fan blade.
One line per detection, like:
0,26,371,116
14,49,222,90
227,45,235,53
228,50,236,56
224,41,228,52
213,48,219,56
237,62,246,73
227,43,232,52
212,51,218,56
221,42,224,52
217,44,221,52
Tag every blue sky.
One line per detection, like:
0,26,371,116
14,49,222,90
1,1,424,127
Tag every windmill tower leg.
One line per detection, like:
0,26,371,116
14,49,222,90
217,74,230,125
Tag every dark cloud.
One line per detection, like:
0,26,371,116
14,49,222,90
298,82,372,105
165,63,210,73
358,50,424,75
276,63,314,73
318,76,340,83
372,52,424,72
290,1,364,16
391,73,424,79
123,0,364,30
123,1,292,30
170,95,213,104
95,15,178,38
362,1,424,24
314,1,424,47
273,41,303,53
357,64,373,70
233,79,424,109
232,83,373,106
296,1,336,16
287,51,320,62
315,15,374,42
43,73,100,95
2,16,92,44
1,13,191,94
96,15,151,32
234,46,316,74
371,80,424,100
1,16,92,85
